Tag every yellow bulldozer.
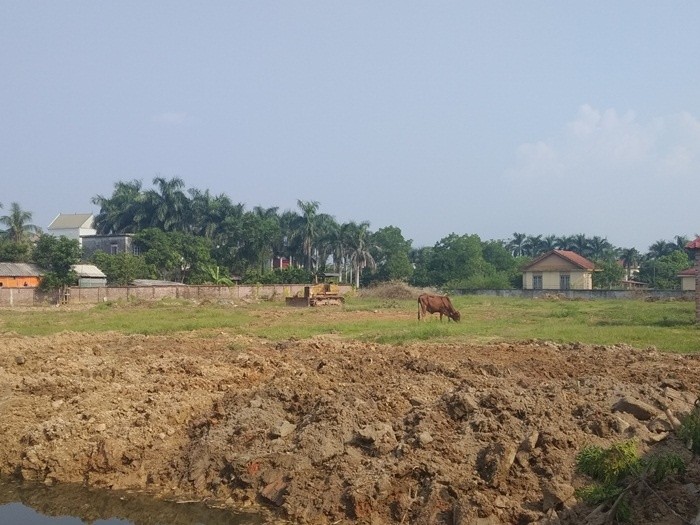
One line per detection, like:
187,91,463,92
285,282,345,307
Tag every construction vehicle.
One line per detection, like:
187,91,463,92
285,282,345,307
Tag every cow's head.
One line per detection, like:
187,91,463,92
451,311,461,322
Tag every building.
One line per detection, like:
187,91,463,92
72,264,107,288
522,250,596,290
47,213,96,246
0,263,43,288
678,267,696,292
82,234,137,260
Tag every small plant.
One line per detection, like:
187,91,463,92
575,440,685,522
678,401,700,454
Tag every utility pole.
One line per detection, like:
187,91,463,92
686,238,700,324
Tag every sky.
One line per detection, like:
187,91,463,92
2,2,700,252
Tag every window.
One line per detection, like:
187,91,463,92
533,274,543,290
560,274,570,290
110,243,118,255
132,244,140,256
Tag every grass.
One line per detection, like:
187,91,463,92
0,295,698,353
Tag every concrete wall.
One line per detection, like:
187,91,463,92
0,284,353,306
453,288,694,300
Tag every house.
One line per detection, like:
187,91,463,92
522,250,596,290
72,264,107,288
47,213,96,246
678,268,696,292
0,262,43,288
82,234,137,260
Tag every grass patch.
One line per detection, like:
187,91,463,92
1,296,698,353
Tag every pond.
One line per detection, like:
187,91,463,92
0,477,265,525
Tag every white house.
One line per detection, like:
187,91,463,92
47,213,96,246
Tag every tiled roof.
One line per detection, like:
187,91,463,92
0,263,43,277
678,267,697,276
48,213,94,230
523,250,596,271
685,237,700,250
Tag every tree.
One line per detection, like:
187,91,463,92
425,233,485,287
620,248,641,280
296,200,320,271
91,251,151,285
134,228,213,283
637,250,691,289
346,221,376,288
32,234,81,291
92,179,144,234
507,233,528,257
592,259,625,289
142,176,190,232
0,202,38,244
369,226,413,283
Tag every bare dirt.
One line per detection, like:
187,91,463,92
1,306,699,524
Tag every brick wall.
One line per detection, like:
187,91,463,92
0,285,352,306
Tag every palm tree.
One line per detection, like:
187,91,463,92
648,240,673,259
620,247,640,280
507,233,528,257
0,202,38,244
143,176,190,232
296,200,320,271
92,179,144,233
569,234,590,256
346,221,376,288
587,236,614,260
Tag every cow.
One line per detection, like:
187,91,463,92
417,293,461,322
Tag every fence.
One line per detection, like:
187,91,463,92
0,284,354,307
452,288,695,300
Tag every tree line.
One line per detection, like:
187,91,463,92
0,178,695,290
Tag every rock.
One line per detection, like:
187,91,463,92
477,442,517,487
540,479,575,512
417,431,434,446
270,420,296,439
354,422,397,455
259,474,288,506
519,430,539,452
15,355,26,365
612,397,659,421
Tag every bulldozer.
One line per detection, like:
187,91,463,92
285,282,345,307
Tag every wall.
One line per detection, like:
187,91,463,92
453,288,694,300
0,284,353,306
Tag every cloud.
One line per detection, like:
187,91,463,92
507,105,700,183
151,112,188,125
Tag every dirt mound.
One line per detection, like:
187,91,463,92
356,281,431,300
0,330,699,524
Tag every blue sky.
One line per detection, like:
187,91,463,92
2,2,699,252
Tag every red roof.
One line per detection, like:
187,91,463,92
685,237,700,250
678,267,697,276
523,250,596,270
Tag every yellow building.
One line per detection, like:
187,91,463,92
522,250,596,291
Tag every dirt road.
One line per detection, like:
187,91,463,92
1,318,699,524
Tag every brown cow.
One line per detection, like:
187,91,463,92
417,293,461,322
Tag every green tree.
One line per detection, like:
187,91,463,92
32,235,81,291
592,259,625,289
426,233,485,287
92,179,145,234
507,232,528,257
638,250,691,289
369,226,413,283
91,251,151,285
142,176,190,232
296,200,321,271
345,221,376,288
0,202,38,244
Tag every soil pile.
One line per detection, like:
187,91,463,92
0,325,699,524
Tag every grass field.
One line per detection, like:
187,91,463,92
0,295,698,353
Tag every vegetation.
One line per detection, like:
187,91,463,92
0,296,698,352
0,187,696,289
575,440,685,522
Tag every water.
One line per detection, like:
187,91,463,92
0,477,264,525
